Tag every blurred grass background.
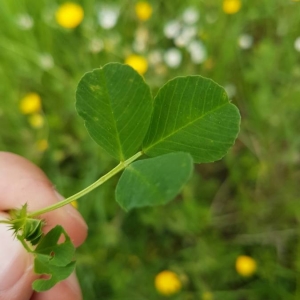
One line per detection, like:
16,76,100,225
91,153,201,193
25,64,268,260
1,0,300,299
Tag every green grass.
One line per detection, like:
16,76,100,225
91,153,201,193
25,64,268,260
1,0,300,299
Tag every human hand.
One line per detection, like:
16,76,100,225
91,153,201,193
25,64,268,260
0,152,88,300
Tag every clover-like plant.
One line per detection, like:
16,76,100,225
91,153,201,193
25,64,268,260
0,63,241,291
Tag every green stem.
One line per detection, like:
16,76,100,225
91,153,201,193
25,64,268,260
28,151,143,218
18,237,34,253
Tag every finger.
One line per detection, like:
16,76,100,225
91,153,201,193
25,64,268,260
30,272,82,300
0,213,36,300
0,152,88,247
0,152,88,298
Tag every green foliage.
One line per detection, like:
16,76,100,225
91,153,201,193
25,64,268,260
1,205,75,291
76,63,153,161
116,152,193,211
32,225,76,292
1,61,240,293
143,76,241,163
75,63,240,211
8,204,44,248
3,1,299,298
2,62,240,292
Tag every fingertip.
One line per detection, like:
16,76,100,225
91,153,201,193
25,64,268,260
0,152,53,211
0,152,87,299
0,152,88,247
0,213,36,300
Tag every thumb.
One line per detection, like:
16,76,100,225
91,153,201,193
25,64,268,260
0,213,36,300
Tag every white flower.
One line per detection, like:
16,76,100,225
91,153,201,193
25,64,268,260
238,34,253,49
164,20,181,39
174,26,197,47
294,37,300,52
98,6,119,29
182,7,199,25
164,48,182,68
16,14,34,30
39,53,54,70
187,40,207,64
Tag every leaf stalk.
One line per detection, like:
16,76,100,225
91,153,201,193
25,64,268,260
28,151,143,217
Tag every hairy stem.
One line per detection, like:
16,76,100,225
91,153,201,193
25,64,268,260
28,151,143,218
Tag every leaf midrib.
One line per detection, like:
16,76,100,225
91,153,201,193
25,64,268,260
126,165,165,206
143,101,229,152
102,67,125,161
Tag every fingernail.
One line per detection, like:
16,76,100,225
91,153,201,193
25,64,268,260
0,219,30,291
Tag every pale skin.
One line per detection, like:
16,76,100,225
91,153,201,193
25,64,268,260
0,152,88,300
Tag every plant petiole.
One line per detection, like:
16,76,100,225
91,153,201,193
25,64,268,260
27,151,143,218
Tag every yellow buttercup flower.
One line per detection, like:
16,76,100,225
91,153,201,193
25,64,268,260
125,54,148,75
235,255,257,277
223,0,242,14
55,2,84,29
28,113,44,129
135,1,153,21
155,270,182,296
19,93,41,115
36,139,48,152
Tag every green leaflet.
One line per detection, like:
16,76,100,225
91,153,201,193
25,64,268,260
32,225,76,292
76,63,153,161
142,76,241,163
116,152,193,211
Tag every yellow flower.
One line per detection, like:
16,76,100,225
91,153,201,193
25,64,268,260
235,255,257,277
155,270,182,296
125,54,148,75
19,93,41,115
36,139,48,152
223,0,242,14
28,113,44,129
135,1,153,21
55,2,84,29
